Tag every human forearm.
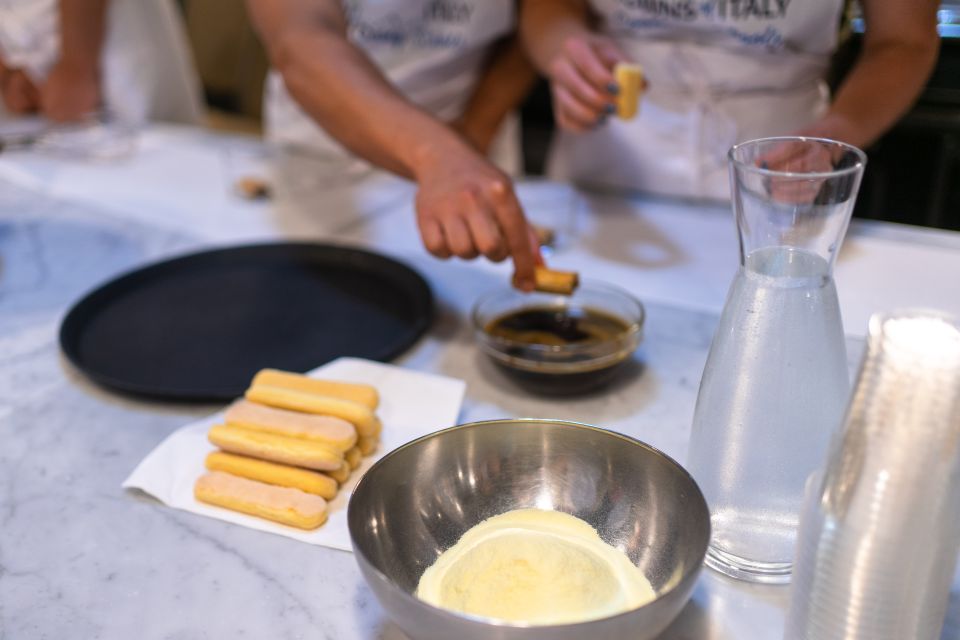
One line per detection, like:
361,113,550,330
800,0,939,148
810,40,939,148
454,36,537,154
58,0,108,74
39,0,107,120
520,0,592,74
248,0,540,287
251,0,470,180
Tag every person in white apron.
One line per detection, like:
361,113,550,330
521,0,940,201
0,0,203,125
250,0,542,290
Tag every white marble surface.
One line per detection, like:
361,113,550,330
1,125,959,639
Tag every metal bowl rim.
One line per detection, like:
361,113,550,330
471,281,646,356
347,418,710,631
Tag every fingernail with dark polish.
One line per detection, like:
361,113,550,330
607,83,620,95
604,103,616,114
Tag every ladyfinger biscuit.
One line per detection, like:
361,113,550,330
205,451,337,500
195,471,327,530
325,461,351,484
246,385,379,437
208,424,343,471
224,400,357,451
358,436,379,457
345,446,362,470
252,369,379,410
533,267,579,295
614,62,644,120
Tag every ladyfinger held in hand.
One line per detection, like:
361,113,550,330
208,424,343,471
251,369,379,410
245,385,379,437
615,63,644,120
205,451,338,500
195,471,328,530
224,399,357,451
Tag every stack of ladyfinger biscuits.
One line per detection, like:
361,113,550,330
194,368,382,530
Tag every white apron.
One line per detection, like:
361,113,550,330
265,0,521,174
0,0,203,125
548,0,845,200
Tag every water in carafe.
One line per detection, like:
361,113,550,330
686,137,866,584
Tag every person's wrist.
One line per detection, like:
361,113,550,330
54,51,100,80
799,112,866,149
408,125,476,182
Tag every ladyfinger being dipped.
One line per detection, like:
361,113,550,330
205,451,338,500
245,385,379,437
195,471,328,530
251,369,379,410
533,267,580,295
224,400,357,451
208,424,343,471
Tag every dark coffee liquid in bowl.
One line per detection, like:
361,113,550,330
484,307,633,394
485,307,629,346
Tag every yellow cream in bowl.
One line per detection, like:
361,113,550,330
416,509,656,625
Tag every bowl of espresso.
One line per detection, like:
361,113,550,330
472,282,644,394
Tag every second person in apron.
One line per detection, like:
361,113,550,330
521,0,939,201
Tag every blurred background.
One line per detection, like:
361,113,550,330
179,0,960,232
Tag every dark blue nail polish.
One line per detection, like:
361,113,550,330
607,82,620,95
604,103,616,114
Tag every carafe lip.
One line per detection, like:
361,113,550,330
729,136,867,181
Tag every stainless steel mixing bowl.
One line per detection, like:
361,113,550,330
348,419,710,640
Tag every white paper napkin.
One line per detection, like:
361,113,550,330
123,358,466,550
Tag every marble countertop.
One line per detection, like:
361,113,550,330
1,125,959,639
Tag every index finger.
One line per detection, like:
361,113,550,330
487,182,537,291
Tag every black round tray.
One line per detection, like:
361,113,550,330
60,242,433,401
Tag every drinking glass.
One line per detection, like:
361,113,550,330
686,137,866,584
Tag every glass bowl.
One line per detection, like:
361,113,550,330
472,281,644,394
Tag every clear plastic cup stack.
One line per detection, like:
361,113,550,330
785,310,960,640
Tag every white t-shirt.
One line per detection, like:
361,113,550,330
265,0,519,172
549,0,845,200
0,0,203,125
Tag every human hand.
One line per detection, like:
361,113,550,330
755,138,836,204
414,144,542,291
545,33,631,132
1,66,40,115
40,58,101,122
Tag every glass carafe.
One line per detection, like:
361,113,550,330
686,137,866,584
